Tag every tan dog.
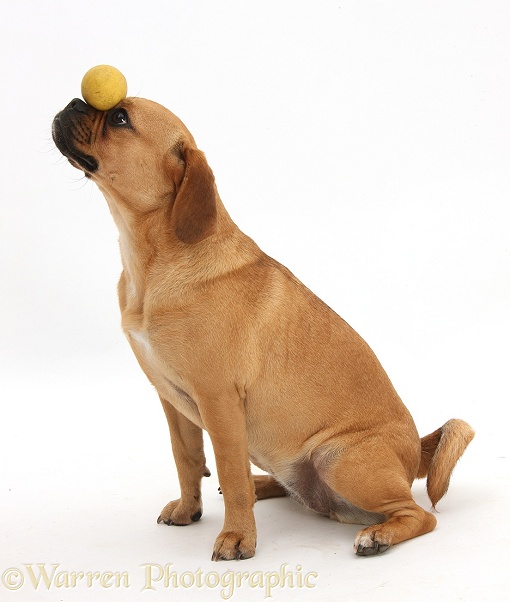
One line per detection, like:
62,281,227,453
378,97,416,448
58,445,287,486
52,97,474,560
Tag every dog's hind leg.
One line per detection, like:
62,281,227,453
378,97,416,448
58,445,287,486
253,475,287,500
218,475,286,500
321,440,437,556
351,496,436,556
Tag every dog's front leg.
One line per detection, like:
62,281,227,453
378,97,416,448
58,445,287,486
203,397,256,561
157,398,209,526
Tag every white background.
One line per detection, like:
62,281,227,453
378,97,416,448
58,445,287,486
1,1,509,600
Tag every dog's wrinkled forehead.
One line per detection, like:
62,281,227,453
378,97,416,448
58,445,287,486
124,98,196,146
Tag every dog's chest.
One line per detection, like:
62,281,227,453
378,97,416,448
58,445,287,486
126,327,204,428
129,329,153,358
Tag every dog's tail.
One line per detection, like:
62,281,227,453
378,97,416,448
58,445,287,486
417,418,475,507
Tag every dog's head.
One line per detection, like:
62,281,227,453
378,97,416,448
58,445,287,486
52,98,217,244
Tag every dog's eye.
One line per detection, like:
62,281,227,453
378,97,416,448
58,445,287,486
108,109,130,127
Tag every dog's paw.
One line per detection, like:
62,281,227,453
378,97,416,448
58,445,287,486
157,499,202,526
211,530,256,561
354,527,391,556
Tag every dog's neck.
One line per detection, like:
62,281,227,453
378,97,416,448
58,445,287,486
102,190,263,311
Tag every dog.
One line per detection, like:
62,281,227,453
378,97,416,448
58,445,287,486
52,97,474,560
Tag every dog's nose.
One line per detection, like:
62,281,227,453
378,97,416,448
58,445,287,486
66,98,97,116
70,98,88,113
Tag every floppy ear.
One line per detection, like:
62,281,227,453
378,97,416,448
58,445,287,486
171,143,218,244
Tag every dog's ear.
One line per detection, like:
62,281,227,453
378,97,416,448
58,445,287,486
170,143,218,244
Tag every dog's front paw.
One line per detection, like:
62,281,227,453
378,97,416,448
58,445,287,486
211,530,256,561
354,526,391,556
157,498,202,526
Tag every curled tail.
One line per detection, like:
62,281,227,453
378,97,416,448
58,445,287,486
417,418,475,507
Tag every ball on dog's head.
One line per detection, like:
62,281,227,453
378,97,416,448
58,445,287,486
81,65,127,111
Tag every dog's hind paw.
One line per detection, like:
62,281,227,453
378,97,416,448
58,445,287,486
354,529,391,556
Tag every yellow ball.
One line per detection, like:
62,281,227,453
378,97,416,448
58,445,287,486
81,65,128,111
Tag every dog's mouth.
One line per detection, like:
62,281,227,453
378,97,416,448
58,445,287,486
52,100,99,174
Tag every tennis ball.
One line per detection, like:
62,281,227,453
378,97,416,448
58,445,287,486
81,65,128,111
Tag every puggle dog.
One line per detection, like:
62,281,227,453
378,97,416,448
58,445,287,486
52,97,474,560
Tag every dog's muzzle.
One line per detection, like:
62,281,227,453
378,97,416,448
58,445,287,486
52,98,99,173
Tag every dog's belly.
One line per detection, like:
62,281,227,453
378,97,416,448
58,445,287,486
280,458,385,525
249,430,386,526
253,456,383,526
